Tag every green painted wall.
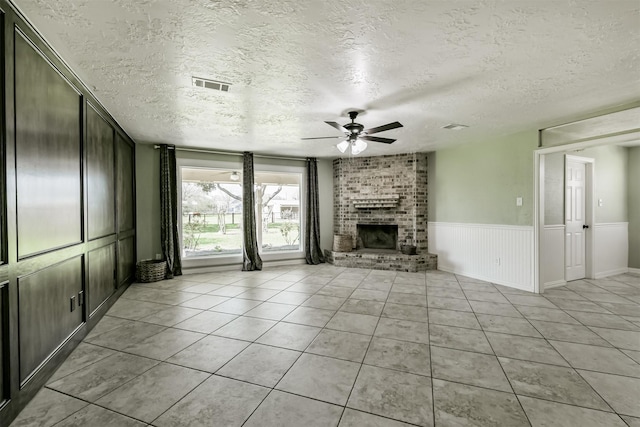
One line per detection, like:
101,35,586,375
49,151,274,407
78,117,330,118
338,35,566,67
316,158,334,254
581,145,628,223
544,145,629,225
544,152,565,225
428,130,537,226
629,146,640,269
135,143,162,261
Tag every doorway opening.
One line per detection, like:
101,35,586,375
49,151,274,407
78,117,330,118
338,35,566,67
564,156,594,282
534,104,638,293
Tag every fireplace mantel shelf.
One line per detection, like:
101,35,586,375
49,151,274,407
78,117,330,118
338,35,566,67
352,195,400,209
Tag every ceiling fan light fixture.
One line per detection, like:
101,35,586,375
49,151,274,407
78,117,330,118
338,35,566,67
310,110,401,154
351,140,367,155
336,140,350,153
230,171,240,181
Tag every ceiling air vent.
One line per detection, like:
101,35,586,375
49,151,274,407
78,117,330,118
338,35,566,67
192,76,231,92
442,123,469,130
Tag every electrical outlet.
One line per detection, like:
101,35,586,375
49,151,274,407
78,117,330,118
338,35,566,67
155,253,162,260
516,197,523,207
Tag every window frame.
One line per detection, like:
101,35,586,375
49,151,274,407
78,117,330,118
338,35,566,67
253,160,306,262
176,156,306,269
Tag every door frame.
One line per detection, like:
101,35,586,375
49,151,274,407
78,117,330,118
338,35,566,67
534,140,602,293
564,155,595,282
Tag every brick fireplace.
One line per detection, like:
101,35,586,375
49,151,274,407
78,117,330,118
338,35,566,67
325,153,437,272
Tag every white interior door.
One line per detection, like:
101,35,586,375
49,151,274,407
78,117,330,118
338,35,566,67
565,160,587,281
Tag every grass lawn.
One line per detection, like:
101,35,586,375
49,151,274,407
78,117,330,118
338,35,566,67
183,216,300,257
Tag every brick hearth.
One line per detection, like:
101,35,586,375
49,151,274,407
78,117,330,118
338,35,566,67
324,249,437,273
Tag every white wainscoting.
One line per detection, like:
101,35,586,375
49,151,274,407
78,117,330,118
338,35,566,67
593,223,629,279
542,225,566,290
428,222,534,292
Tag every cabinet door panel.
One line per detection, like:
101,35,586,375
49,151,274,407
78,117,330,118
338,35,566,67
15,32,82,258
18,257,83,383
116,135,134,232
87,105,115,240
117,236,135,287
88,243,116,315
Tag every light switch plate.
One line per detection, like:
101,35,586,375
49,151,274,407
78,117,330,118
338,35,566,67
516,197,523,206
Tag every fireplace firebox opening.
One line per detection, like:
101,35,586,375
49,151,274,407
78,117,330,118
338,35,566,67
357,224,398,251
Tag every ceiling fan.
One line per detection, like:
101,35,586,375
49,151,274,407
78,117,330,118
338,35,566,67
302,111,403,155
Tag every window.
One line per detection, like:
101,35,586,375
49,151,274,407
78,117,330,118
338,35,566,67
181,167,243,258
179,165,303,261
255,171,301,253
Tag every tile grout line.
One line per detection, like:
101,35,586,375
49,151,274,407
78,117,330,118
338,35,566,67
26,268,640,426
76,272,312,426
497,278,630,416
44,346,119,386
237,271,370,426
425,272,438,427
108,273,640,386
45,388,151,426
148,271,322,426
333,270,384,426
47,353,172,426
509,294,640,372
509,292,620,415
462,280,533,425
335,269,404,426
453,274,535,426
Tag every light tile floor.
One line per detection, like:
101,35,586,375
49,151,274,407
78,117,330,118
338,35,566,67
10,266,640,427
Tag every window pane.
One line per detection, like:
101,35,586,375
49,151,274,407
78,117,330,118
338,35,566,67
181,167,243,258
255,171,301,253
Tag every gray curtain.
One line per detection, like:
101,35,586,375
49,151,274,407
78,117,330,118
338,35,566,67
160,145,182,278
305,158,325,264
242,152,263,271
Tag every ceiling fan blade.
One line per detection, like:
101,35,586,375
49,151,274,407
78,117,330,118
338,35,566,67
301,136,343,140
364,121,403,135
361,135,396,144
325,121,347,132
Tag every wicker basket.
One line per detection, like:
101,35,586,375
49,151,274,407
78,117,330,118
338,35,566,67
136,260,167,283
333,234,353,252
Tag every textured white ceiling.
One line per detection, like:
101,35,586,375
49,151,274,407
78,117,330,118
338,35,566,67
13,0,640,158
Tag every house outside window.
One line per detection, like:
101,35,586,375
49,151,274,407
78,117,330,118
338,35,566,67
178,160,303,265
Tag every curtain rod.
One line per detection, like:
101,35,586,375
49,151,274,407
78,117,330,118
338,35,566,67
153,145,307,162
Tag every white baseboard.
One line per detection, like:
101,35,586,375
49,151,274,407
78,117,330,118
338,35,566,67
543,280,567,290
594,267,630,279
628,268,640,275
437,264,532,292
